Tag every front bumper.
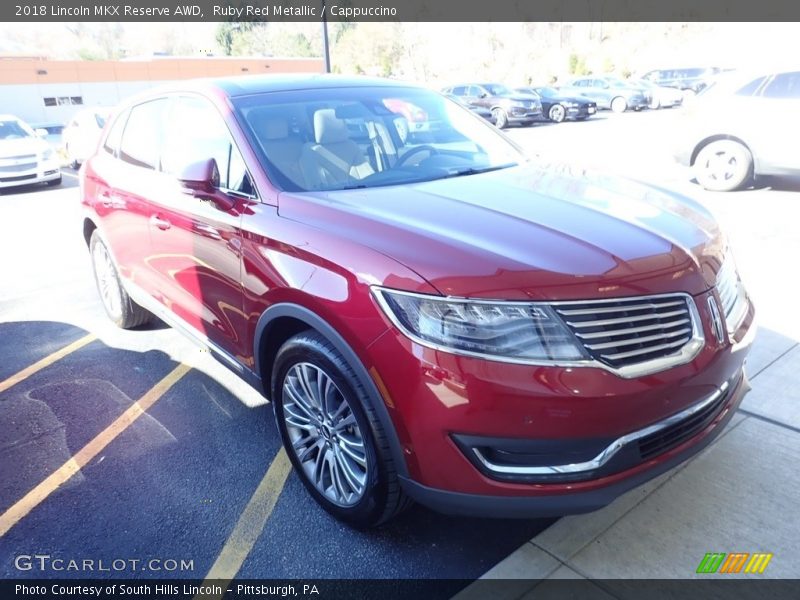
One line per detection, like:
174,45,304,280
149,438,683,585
507,107,542,124
566,104,596,119
400,370,748,518
0,158,60,189
368,290,755,517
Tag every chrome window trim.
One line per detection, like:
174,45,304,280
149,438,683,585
472,378,732,476
371,287,705,379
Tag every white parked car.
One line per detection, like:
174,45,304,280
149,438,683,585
0,115,61,190
62,107,109,168
673,67,800,191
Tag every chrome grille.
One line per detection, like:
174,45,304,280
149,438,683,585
554,295,698,369
0,162,36,173
0,154,37,162
716,257,747,333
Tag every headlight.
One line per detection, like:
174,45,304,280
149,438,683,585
42,148,53,160
373,288,587,362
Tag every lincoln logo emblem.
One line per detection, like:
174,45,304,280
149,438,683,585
707,296,725,344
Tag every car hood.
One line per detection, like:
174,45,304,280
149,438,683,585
0,136,46,158
278,163,724,301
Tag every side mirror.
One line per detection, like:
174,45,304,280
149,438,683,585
479,92,488,98
34,128,48,138
178,158,234,211
602,83,610,89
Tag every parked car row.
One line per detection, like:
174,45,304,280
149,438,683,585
442,74,690,129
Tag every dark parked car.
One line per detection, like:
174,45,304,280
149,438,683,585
641,67,722,96
674,68,800,191
514,86,597,122
441,83,541,128
81,75,754,527
559,77,649,113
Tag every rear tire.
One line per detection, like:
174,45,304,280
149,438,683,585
610,96,627,113
693,140,753,192
89,232,151,328
272,331,411,528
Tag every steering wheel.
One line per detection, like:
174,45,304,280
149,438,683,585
395,145,440,167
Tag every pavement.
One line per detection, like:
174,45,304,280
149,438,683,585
454,111,800,594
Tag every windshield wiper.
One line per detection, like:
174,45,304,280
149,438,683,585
441,163,517,180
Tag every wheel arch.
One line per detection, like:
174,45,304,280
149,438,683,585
82,217,98,248
254,303,409,478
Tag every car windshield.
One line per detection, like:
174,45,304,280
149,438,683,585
0,119,33,140
234,86,524,193
482,84,512,96
535,87,558,97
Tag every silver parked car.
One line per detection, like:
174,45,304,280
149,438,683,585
673,68,800,191
558,76,648,113
612,78,684,109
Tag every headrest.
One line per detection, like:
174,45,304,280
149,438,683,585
314,109,349,144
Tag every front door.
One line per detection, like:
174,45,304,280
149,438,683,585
145,95,256,362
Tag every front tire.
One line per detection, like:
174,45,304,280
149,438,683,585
89,232,151,328
610,96,627,113
492,107,509,129
272,331,411,528
548,104,566,123
693,140,753,192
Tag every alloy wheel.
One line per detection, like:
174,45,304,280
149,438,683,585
281,362,368,507
92,241,122,319
549,104,566,123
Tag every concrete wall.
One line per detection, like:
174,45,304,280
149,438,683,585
0,56,325,125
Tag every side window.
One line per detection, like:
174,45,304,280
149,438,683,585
103,109,129,157
161,96,254,195
762,72,800,99
119,100,167,170
574,80,587,88
468,86,482,97
451,86,466,96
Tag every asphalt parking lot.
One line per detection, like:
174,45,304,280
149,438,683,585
1,108,799,589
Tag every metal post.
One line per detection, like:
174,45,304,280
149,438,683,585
322,0,331,73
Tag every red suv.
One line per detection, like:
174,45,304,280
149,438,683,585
80,75,755,527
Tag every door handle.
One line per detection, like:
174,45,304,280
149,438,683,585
149,215,171,230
